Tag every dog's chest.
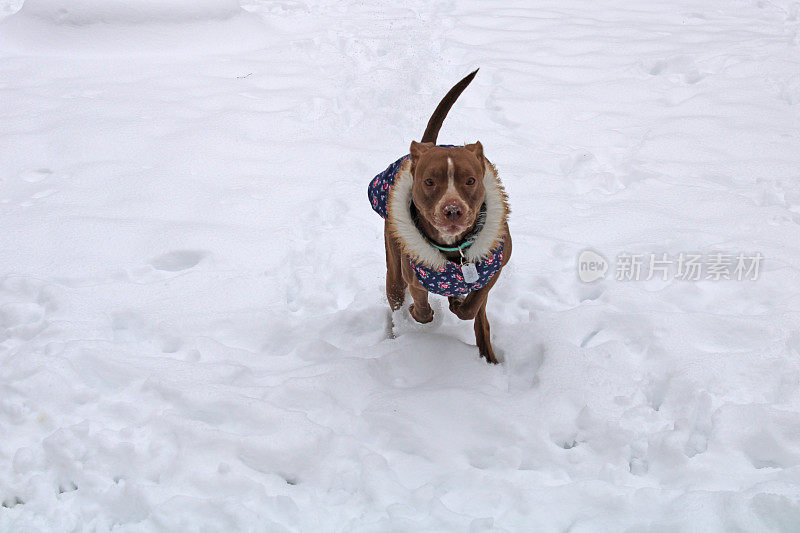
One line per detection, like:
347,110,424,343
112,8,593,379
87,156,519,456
409,243,504,297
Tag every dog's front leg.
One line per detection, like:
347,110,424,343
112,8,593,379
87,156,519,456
408,284,434,323
448,288,487,320
401,259,434,323
447,268,501,320
384,222,407,310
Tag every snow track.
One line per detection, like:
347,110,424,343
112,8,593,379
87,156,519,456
1,0,800,530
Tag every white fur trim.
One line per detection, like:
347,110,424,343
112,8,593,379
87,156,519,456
465,162,507,263
387,158,508,269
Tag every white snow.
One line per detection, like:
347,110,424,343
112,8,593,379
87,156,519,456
0,0,267,56
18,0,242,24
1,0,800,530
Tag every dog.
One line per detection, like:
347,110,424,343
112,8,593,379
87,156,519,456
368,70,512,363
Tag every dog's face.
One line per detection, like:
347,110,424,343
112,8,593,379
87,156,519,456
409,141,486,244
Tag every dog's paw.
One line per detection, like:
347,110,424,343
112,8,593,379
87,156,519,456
409,303,434,324
478,345,500,365
448,297,475,321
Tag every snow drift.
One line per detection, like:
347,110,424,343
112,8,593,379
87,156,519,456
0,0,268,56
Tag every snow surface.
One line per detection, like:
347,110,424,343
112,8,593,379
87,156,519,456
1,0,800,530
0,0,267,56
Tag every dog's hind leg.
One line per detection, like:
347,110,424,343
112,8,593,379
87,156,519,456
384,221,406,311
474,302,498,364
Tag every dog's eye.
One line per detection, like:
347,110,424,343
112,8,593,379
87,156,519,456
424,178,435,186
465,177,476,185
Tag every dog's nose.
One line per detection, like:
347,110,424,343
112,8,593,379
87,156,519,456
443,204,463,221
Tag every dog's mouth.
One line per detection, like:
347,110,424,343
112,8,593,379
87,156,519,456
410,201,488,248
436,209,482,240
437,222,472,238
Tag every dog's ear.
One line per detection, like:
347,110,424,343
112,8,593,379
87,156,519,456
465,141,485,173
409,141,434,174
409,141,434,160
464,141,483,161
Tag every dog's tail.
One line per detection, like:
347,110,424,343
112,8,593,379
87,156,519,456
420,69,479,144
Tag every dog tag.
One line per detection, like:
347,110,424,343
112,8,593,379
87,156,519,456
461,262,479,284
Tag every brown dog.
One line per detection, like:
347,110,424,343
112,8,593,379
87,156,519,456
369,70,511,363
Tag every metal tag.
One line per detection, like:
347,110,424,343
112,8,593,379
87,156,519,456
461,262,479,284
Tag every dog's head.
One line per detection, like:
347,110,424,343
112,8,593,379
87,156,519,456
409,141,486,244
